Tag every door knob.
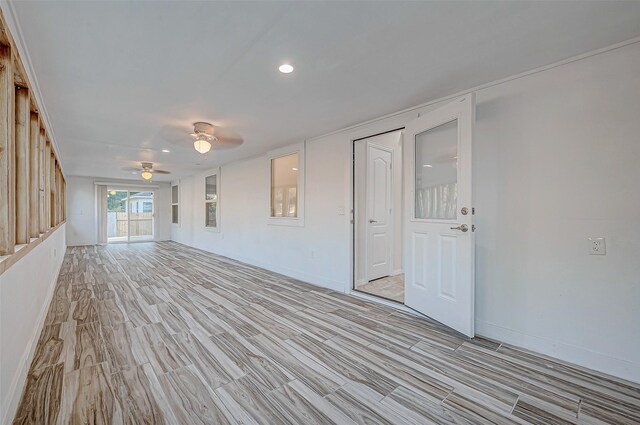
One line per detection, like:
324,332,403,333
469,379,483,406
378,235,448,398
450,224,468,232
369,219,377,223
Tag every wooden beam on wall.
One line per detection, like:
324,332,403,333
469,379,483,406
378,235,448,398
0,44,13,255
44,140,50,231
54,162,59,225
49,151,55,228
62,177,66,222
38,128,45,233
29,111,39,238
14,85,29,244
59,168,63,223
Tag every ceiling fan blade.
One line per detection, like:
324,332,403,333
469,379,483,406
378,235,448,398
152,169,171,174
122,167,142,172
212,127,244,150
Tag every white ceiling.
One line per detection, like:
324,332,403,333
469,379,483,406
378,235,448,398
10,1,640,182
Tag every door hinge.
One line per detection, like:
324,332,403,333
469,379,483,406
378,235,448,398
472,224,476,232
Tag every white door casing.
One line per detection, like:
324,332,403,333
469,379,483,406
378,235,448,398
366,143,393,281
404,94,475,337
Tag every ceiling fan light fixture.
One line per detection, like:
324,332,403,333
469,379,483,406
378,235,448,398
193,135,212,154
191,122,215,154
141,170,153,180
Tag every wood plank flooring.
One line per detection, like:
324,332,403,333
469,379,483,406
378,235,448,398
13,242,640,424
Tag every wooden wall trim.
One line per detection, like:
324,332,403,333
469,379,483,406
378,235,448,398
0,6,64,176
0,7,66,265
0,221,65,277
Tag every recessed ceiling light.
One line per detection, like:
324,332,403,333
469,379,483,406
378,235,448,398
423,164,433,168
292,167,298,171
162,149,170,153
279,64,294,74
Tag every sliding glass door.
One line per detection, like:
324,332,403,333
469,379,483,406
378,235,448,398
107,189,154,243
129,191,154,241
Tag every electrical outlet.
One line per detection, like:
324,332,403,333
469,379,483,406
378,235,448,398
588,237,606,255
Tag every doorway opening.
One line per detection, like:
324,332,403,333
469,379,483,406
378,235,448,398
353,129,404,303
351,95,475,337
107,189,155,243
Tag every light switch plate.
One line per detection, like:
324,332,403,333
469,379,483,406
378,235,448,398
588,237,606,255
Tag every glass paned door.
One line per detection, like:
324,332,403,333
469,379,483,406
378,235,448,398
404,94,475,337
129,191,154,241
107,190,129,242
107,189,154,242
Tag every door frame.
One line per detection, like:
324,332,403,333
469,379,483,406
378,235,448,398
106,187,156,244
350,128,404,297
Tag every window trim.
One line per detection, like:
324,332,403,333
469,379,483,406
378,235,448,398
204,168,220,232
267,142,305,227
171,183,179,225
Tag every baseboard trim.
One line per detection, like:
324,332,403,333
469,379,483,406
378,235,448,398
477,320,640,384
187,243,346,292
2,235,66,425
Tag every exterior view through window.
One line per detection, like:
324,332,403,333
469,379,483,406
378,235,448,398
205,175,217,227
107,190,154,242
270,153,298,217
171,185,179,224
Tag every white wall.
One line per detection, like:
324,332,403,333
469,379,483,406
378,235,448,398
0,225,66,424
173,41,640,382
66,176,172,246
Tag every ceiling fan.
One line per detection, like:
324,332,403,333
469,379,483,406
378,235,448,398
122,162,171,180
159,121,243,154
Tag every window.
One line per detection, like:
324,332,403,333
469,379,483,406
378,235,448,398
415,119,458,220
271,153,298,217
171,185,179,224
205,174,218,228
267,143,304,226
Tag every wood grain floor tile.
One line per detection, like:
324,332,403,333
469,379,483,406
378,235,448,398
12,363,63,425
159,366,232,425
12,242,640,424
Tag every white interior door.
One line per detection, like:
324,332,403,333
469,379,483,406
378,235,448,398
366,143,393,281
404,94,475,337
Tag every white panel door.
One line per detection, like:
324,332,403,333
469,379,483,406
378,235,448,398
404,94,475,337
366,143,393,281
